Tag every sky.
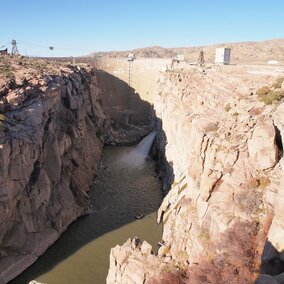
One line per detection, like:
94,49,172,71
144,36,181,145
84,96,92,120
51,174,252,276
1,0,284,57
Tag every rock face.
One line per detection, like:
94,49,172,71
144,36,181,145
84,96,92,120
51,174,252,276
107,238,163,284
248,121,278,170
107,65,284,283
0,65,108,283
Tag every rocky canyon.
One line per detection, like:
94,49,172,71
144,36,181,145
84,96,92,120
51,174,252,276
1,39,284,284
105,64,284,283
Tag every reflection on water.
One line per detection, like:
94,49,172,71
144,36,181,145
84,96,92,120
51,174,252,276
11,146,163,284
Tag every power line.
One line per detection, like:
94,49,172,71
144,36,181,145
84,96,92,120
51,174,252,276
0,43,10,49
18,40,96,52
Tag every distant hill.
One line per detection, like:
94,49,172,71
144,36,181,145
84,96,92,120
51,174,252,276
89,46,176,59
88,38,284,64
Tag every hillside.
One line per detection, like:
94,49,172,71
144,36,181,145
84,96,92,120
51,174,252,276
89,38,284,64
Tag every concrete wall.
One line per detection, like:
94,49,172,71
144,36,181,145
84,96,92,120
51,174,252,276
95,69,153,125
94,58,171,103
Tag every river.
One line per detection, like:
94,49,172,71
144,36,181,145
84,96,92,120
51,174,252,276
10,144,163,284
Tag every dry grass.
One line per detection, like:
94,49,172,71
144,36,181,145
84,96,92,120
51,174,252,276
149,222,260,284
242,176,271,190
0,57,15,81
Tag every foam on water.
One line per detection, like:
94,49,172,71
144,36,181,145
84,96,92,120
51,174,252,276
115,131,157,168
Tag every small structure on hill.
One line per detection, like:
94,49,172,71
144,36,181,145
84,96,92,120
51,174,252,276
127,53,134,62
171,51,185,69
197,50,205,67
0,48,8,56
11,39,19,56
176,51,185,61
215,47,231,65
267,60,279,65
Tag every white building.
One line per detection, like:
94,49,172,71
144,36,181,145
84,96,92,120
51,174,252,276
127,53,134,61
215,48,231,65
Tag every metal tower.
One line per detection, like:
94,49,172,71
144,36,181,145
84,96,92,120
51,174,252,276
11,39,19,55
197,50,205,67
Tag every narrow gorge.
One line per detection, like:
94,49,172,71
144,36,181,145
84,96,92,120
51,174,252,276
1,56,284,284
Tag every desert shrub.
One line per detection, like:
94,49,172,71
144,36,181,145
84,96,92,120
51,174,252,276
257,86,270,97
259,176,271,189
236,175,270,215
0,114,6,131
189,222,259,284
244,177,261,190
236,189,263,215
149,222,259,284
0,114,6,121
149,268,188,284
257,83,284,105
0,58,15,81
224,104,231,112
199,228,210,243
259,90,284,105
271,77,284,89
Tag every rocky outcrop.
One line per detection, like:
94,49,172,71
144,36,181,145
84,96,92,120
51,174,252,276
248,121,278,170
107,238,163,284
107,65,284,283
0,65,108,283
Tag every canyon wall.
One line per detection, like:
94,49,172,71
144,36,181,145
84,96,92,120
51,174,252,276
107,65,284,283
0,66,108,283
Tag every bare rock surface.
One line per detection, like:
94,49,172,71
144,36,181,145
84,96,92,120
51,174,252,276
0,58,108,283
107,64,284,283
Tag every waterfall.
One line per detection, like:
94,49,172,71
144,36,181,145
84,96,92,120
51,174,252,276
115,132,157,168
136,131,157,156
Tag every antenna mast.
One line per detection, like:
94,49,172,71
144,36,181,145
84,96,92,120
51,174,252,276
11,39,19,55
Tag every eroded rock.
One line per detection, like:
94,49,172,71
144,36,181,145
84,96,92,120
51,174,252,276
0,66,108,283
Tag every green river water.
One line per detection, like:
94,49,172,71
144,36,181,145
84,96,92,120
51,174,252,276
11,145,163,284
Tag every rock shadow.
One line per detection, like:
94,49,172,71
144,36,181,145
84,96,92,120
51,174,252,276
255,240,284,283
9,70,174,284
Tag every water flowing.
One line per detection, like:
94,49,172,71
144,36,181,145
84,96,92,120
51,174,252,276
116,131,157,168
11,141,162,284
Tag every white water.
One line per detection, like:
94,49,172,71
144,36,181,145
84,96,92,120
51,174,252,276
115,131,157,168
136,131,157,156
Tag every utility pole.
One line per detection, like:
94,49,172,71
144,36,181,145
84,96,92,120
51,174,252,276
127,53,134,86
11,39,19,56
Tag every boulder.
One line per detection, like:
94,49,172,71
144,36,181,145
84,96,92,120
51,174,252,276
248,120,278,170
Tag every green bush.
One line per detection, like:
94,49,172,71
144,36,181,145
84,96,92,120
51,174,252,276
257,78,284,105
259,90,284,105
0,114,6,131
257,86,270,97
